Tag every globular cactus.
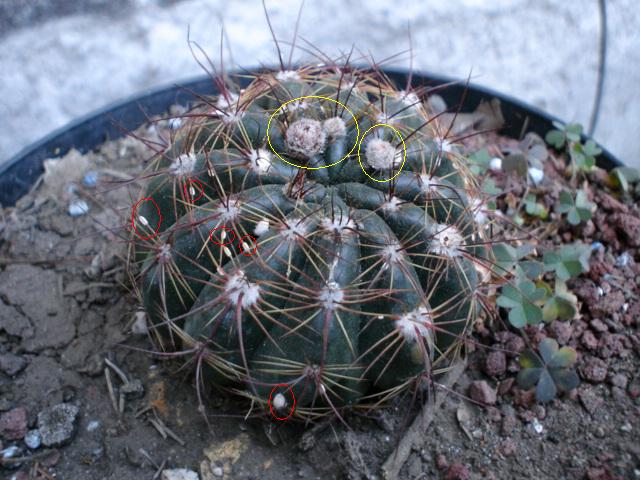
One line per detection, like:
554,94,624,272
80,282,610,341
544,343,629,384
129,65,496,420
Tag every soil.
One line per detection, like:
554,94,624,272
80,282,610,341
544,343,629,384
1,111,639,480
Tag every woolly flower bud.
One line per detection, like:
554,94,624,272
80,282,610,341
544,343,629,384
169,153,197,176
323,117,346,140
365,138,401,170
285,118,326,158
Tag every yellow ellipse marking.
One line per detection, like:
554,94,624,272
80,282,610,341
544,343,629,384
357,123,407,183
266,95,360,170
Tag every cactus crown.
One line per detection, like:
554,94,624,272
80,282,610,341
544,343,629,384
130,64,500,420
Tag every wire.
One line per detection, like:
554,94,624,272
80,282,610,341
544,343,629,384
588,0,607,137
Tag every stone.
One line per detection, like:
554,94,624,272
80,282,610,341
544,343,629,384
161,469,199,480
610,373,628,389
590,319,609,333
0,353,27,376
578,387,603,414
0,407,28,440
468,380,497,405
504,336,525,357
0,302,33,339
580,356,608,383
37,403,79,447
484,351,507,377
548,320,572,345
24,429,41,449
501,413,518,436
500,438,517,456
445,463,471,480
435,453,449,470
581,330,599,350
628,377,640,399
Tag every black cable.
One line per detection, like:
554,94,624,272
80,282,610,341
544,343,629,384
588,0,607,137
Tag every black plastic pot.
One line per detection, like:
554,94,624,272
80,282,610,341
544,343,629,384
0,69,621,207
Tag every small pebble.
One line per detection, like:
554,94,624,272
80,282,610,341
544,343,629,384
212,466,223,477
531,418,543,434
82,171,99,187
489,157,502,171
24,429,41,449
161,468,199,480
86,420,101,432
528,167,544,184
621,423,632,432
615,251,631,268
68,199,89,217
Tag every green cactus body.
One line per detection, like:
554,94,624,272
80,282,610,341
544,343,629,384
130,67,492,419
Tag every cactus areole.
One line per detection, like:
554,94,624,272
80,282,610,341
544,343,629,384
131,66,496,420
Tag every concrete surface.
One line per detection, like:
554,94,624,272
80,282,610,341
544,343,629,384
0,0,638,166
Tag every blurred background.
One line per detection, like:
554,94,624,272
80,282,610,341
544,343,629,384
0,0,638,166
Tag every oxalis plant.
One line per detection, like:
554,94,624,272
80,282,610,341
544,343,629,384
126,61,509,421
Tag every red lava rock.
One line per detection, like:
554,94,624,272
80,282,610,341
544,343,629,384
500,438,517,456
609,373,628,389
512,387,536,407
436,453,449,470
0,407,28,440
498,377,515,396
598,333,628,359
582,330,599,350
468,380,497,406
612,213,640,247
504,336,525,357
548,320,573,345
484,350,507,377
582,219,596,237
533,405,546,420
592,290,625,317
580,356,608,383
578,387,603,414
598,191,629,213
445,463,470,480
590,319,609,333
501,413,518,436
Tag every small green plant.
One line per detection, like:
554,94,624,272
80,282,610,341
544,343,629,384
543,243,591,281
541,280,578,322
517,338,579,402
556,189,595,225
608,166,640,193
523,193,548,220
545,122,601,174
496,278,546,327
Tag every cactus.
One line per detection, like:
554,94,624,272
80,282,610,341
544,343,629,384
129,65,499,420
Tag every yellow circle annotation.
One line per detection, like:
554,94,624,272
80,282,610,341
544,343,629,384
357,123,407,183
266,95,360,170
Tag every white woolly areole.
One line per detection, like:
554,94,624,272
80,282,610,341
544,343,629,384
322,117,346,140
279,217,309,241
216,92,239,110
157,244,172,263
254,218,270,236
470,197,488,225
365,138,401,170
247,149,273,174
382,196,402,212
376,111,390,124
169,153,197,176
318,281,344,310
285,118,327,158
419,174,441,194
398,90,421,108
224,271,261,309
320,215,355,236
284,99,308,113
216,199,240,222
381,242,403,265
275,70,301,81
272,392,287,409
436,138,453,153
430,224,464,257
395,306,434,342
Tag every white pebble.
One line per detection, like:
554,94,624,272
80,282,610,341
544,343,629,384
528,167,544,185
24,429,41,449
272,393,286,410
68,199,89,217
532,418,543,434
138,215,149,227
212,466,224,477
489,157,502,171
86,420,101,432
160,469,199,480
